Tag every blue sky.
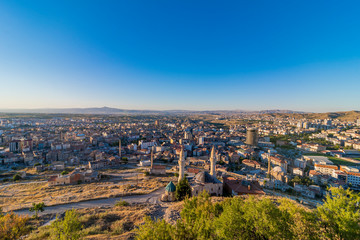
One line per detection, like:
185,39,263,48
1,1,360,112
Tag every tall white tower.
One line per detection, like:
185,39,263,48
210,145,216,177
178,147,185,182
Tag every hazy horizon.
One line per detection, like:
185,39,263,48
0,106,359,114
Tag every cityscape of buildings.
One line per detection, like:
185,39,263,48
1,113,360,204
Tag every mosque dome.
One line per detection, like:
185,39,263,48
165,181,176,192
195,172,206,183
272,166,285,173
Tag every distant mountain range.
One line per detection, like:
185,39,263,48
265,110,360,121
0,107,303,115
1,107,359,121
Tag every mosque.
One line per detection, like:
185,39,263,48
161,145,223,201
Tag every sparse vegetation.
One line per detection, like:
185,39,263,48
328,156,359,166
13,174,22,181
29,202,46,218
0,212,30,239
27,203,152,239
50,209,83,240
1,176,167,212
136,187,360,239
115,199,130,207
289,176,314,187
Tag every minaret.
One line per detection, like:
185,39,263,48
178,147,185,182
267,153,271,179
119,139,122,158
210,145,216,177
150,146,154,169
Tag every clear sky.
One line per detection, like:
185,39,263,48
1,1,360,112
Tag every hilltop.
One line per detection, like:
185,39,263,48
265,110,360,122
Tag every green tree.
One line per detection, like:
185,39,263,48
215,196,292,240
317,187,360,239
29,202,46,218
61,170,69,175
0,212,30,239
51,209,83,240
135,186,360,240
278,198,318,240
175,178,192,201
290,176,314,187
136,216,174,240
179,191,221,239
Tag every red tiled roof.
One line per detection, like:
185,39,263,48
314,164,338,170
242,159,260,165
187,168,200,174
309,170,321,176
152,165,166,169
223,177,265,195
48,175,58,182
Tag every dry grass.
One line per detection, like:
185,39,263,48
1,176,169,212
26,203,156,240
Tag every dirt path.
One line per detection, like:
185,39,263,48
13,187,164,217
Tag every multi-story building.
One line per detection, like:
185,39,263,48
314,164,338,175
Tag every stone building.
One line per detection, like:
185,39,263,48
149,146,166,175
161,181,176,202
190,146,223,197
48,169,99,186
270,166,289,183
191,171,223,196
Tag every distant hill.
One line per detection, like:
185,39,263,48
0,107,304,115
1,107,357,120
266,110,360,121
0,107,163,115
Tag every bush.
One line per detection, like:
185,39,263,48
144,171,150,176
317,187,360,239
80,225,103,236
115,199,130,207
61,170,69,175
136,216,174,240
50,209,83,240
0,212,30,239
111,220,125,235
13,174,21,181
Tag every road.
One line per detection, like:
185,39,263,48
13,187,164,217
0,180,47,189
